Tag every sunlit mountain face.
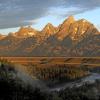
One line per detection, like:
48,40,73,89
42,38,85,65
0,0,100,33
0,16,99,57
0,0,100,57
0,0,99,57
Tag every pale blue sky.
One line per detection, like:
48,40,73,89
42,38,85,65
0,0,100,34
33,8,100,31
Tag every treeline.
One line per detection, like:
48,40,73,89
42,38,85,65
51,80,100,100
0,60,48,100
32,64,89,82
0,60,100,100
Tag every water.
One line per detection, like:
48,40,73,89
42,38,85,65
50,73,100,91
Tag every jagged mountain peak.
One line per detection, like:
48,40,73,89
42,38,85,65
0,16,100,57
19,26,37,32
56,16,75,40
77,19,91,24
42,23,58,37
67,16,75,21
43,23,56,30
46,23,54,27
63,16,75,24
56,16,99,41
14,26,38,38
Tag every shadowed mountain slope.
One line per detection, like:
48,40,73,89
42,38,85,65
0,16,99,56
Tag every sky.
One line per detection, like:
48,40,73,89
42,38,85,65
0,0,100,34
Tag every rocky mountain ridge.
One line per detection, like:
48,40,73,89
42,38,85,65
0,16,99,56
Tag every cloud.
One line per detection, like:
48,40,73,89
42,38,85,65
0,0,100,29
48,6,84,18
48,0,100,18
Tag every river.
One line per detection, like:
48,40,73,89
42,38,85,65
50,73,100,91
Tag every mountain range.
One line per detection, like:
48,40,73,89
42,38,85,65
0,16,100,57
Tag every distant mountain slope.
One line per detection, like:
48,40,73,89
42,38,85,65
14,26,38,37
0,16,99,56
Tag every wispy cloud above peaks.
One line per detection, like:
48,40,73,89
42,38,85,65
48,6,82,18
0,0,100,29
